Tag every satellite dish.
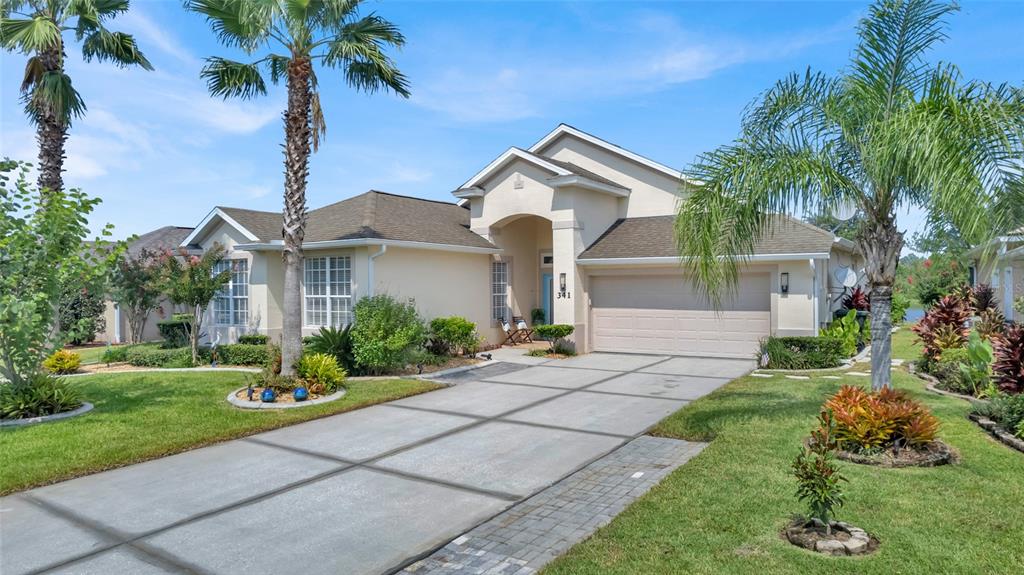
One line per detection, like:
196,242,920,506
831,199,858,222
834,266,858,288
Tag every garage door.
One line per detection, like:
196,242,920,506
590,273,771,358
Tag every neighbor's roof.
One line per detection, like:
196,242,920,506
218,191,495,249
129,226,195,255
578,215,852,260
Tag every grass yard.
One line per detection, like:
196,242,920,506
544,328,1024,574
66,344,119,365
0,372,439,495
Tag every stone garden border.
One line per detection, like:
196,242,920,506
908,362,979,402
969,414,1024,454
227,387,346,410
783,518,878,556
0,402,94,427
834,440,958,468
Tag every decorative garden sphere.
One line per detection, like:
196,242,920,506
260,388,276,403
293,387,309,402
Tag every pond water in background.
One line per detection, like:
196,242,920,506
905,307,925,323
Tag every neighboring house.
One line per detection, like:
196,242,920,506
180,124,862,359
96,226,195,344
968,227,1024,322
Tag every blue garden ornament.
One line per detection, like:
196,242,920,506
293,387,309,402
260,388,276,403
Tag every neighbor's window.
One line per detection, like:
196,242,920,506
213,259,249,325
305,256,352,328
491,260,508,322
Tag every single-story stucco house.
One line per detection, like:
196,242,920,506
176,124,863,359
969,227,1024,322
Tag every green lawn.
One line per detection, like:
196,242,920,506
0,372,439,494
66,344,119,365
544,329,1024,574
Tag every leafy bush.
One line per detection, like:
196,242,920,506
535,324,575,352
429,316,479,356
891,291,910,324
58,283,107,345
237,333,268,345
969,283,998,313
0,374,82,419
214,344,268,366
910,255,968,307
297,353,346,393
351,295,426,375
912,294,971,359
531,308,546,325
793,411,846,526
305,325,357,373
758,337,845,370
973,393,1024,438
1016,296,1024,315
125,346,192,368
247,371,300,394
824,385,940,452
931,348,972,394
43,349,81,374
992,324,1024,394
101,345,129,363
975,308,1007,341
823,310,859,357
157,314,192,348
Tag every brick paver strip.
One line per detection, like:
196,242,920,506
403,435,707,575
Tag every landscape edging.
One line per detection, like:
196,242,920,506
968,414,1024,454
226,387,346,410
0,402,94,427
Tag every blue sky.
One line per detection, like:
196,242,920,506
2,0,1022,248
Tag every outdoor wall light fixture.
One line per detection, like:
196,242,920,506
559,273,567,292
781,272,790,294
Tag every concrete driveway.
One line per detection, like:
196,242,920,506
0,353,751,575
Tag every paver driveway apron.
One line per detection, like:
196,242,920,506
0,353,749,575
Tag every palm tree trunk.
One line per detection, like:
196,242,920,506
280,57,313,376
860,216,903,390
36,46,67,195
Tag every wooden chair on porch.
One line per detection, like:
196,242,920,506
500,319,525,346
512,316,534,343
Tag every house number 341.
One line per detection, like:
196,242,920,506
557,292,571,299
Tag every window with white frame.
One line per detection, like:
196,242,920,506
305,256,352,328
213,259,249,325
491,260,509,322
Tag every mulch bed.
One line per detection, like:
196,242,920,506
969,414,1024,454
835,440,958,468
783,517,879,556
389,356,482,376
234,387,328,404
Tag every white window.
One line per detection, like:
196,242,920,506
491,261,508,322
305,256,352,328
213,259,249,325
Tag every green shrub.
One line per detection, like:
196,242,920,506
43,349,81,374
297,352,346,393
351,295,426,375
101,345,130,363
891,291,911,324
213,344,268,366
305,325,357,374
973,393,1024,438
793,411,847,526
0,374,82,419
823,310,859,357
932,347,973,394
125,346,192,368
758,337,845,370
429,316,479,356
247,371,300,394
531,308,546,325
157,314,192,348
534,323,574,341
237,333,268,345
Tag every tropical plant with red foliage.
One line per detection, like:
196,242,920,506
992,324,1024,394
842,286,871,311
969,283,998,314
975,308,1006,341
912,294,971,359
823,385,940,452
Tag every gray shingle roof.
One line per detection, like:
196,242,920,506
128,226,194,256
578,215,845,260
218,191,495,249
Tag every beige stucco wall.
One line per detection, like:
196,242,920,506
95,300,174,344
774,260,817,336
535,134,684,218
372,247,496,344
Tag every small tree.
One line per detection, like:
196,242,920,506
0,161,118,385
161,245,230,365
793,411,847,532
535,324,575,353
110,248,165,344
351,294,425,375
58,279,107,345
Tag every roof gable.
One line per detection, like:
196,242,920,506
180,207,265,248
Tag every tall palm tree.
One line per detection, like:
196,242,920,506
675,0,1024,390
188,0,410,375
1,0,153,194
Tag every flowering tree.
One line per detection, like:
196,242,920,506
110,248,164,344
0,160,119,385
161,245,230,365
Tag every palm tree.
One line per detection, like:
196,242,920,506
675,0,1024,390
1,0,152,194
188,0,410,376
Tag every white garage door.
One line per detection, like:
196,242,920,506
590,273,771,359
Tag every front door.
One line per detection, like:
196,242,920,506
541,273,553,324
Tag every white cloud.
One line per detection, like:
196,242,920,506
119,9,197,66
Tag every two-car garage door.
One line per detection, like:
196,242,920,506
590,273,771,359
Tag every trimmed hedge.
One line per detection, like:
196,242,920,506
213,344,269,366
124,343,269,368
156,315,191,348
237,334,268,345
126,346,192,368
758,336,845,370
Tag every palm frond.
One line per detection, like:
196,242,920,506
22,70,86,127
20,54,43,92
81,27,153,70
186,0,277,53
265,53,290,84
68,0,130,35
323,15,409,97
200,56,267,99
0,16,61,52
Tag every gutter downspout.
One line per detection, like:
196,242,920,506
368,245,387,297
113,304,122,344
810,259,819,336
